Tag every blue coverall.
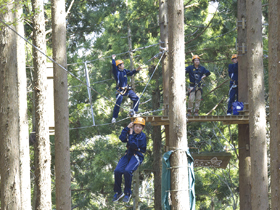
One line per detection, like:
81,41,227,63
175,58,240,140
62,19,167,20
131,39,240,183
227,63,238,114
185,65,211,88
185,65,211,112
112,59,139,118
114,127,147,195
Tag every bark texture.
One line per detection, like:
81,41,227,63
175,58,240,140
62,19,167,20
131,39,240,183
0,2,21,209
168,0,188,209
32,0,52,208
16,1,32,208
51,0,72,209
159,0,169,153
268,0,280,208
246,0,269,209
151,64,162,210
237,1,251,209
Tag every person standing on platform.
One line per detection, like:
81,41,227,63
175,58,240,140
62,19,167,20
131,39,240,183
227,54,238,115
185,55,211,116
111,54,142,123
112,117,147,203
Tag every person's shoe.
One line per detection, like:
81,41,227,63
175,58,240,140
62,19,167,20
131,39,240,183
111,118,116,123
122,193,131,203
227,113,231,116
194,110,199,116
187,110,192,117
112,192,124,202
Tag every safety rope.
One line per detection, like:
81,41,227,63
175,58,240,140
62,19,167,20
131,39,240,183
69,108,163,130
133,51,165,110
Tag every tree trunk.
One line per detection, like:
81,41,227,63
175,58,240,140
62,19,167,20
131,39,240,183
32,0,52,208
246,0,269,209
51,0,72,209
151,64,162,210
159,0,169,154
268,0,280,208
16,0,32,208
127,23,140,210
168,0,188,209
0,2,21,209
237,0,251,209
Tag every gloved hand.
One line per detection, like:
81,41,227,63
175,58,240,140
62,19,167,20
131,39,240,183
188,87,194,92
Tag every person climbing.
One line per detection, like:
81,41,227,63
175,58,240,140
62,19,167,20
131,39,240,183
227,54,238,115
111,54,142,123
112,117,147,203
185,55,211,116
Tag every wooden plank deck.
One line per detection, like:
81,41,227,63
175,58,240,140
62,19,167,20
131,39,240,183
138,115,249,126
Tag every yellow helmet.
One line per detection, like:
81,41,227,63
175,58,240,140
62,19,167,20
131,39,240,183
133,117,145,126
116,60,124,67
231,54,238,60
192,55,200,61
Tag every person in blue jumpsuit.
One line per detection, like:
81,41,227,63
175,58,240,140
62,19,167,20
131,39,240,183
227,54,238,115
185,55,211,116
111,54,142,123
112,117,147,203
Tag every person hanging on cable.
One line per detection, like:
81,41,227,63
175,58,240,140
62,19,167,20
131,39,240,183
112,117,146,203
226,54,238,115
111,54,142,123
186,55,211,116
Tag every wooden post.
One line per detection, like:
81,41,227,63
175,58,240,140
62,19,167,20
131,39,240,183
168,0,188,209
246,0,269,209
268,0,280,208
237,1,251,209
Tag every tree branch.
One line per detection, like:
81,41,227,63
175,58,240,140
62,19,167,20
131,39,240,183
185,3,199,9
185,10,218,44
66,0,75,18
206,95,226,116
204,78,230,97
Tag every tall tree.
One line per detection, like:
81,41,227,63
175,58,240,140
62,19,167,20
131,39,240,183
51,0,72,209
168,0,189,209
246,0,269,209
16,0,32,208
0,2,21,209
32,0,52,208
151,64,162,209
237,0,251,209
159,0,169,155
268,0,280,208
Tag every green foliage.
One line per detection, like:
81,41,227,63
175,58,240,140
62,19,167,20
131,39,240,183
24,0,270,209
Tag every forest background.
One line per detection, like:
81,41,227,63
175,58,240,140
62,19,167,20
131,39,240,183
6,0,271,209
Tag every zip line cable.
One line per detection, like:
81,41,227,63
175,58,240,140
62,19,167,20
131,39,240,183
0,19,166,127
133,51,165,110
67,42,162,66
186,27,237,50
0,19,131,112
26,42,161,68
69,108,164,130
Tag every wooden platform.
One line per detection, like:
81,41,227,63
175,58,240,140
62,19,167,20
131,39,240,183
140,115,249,126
